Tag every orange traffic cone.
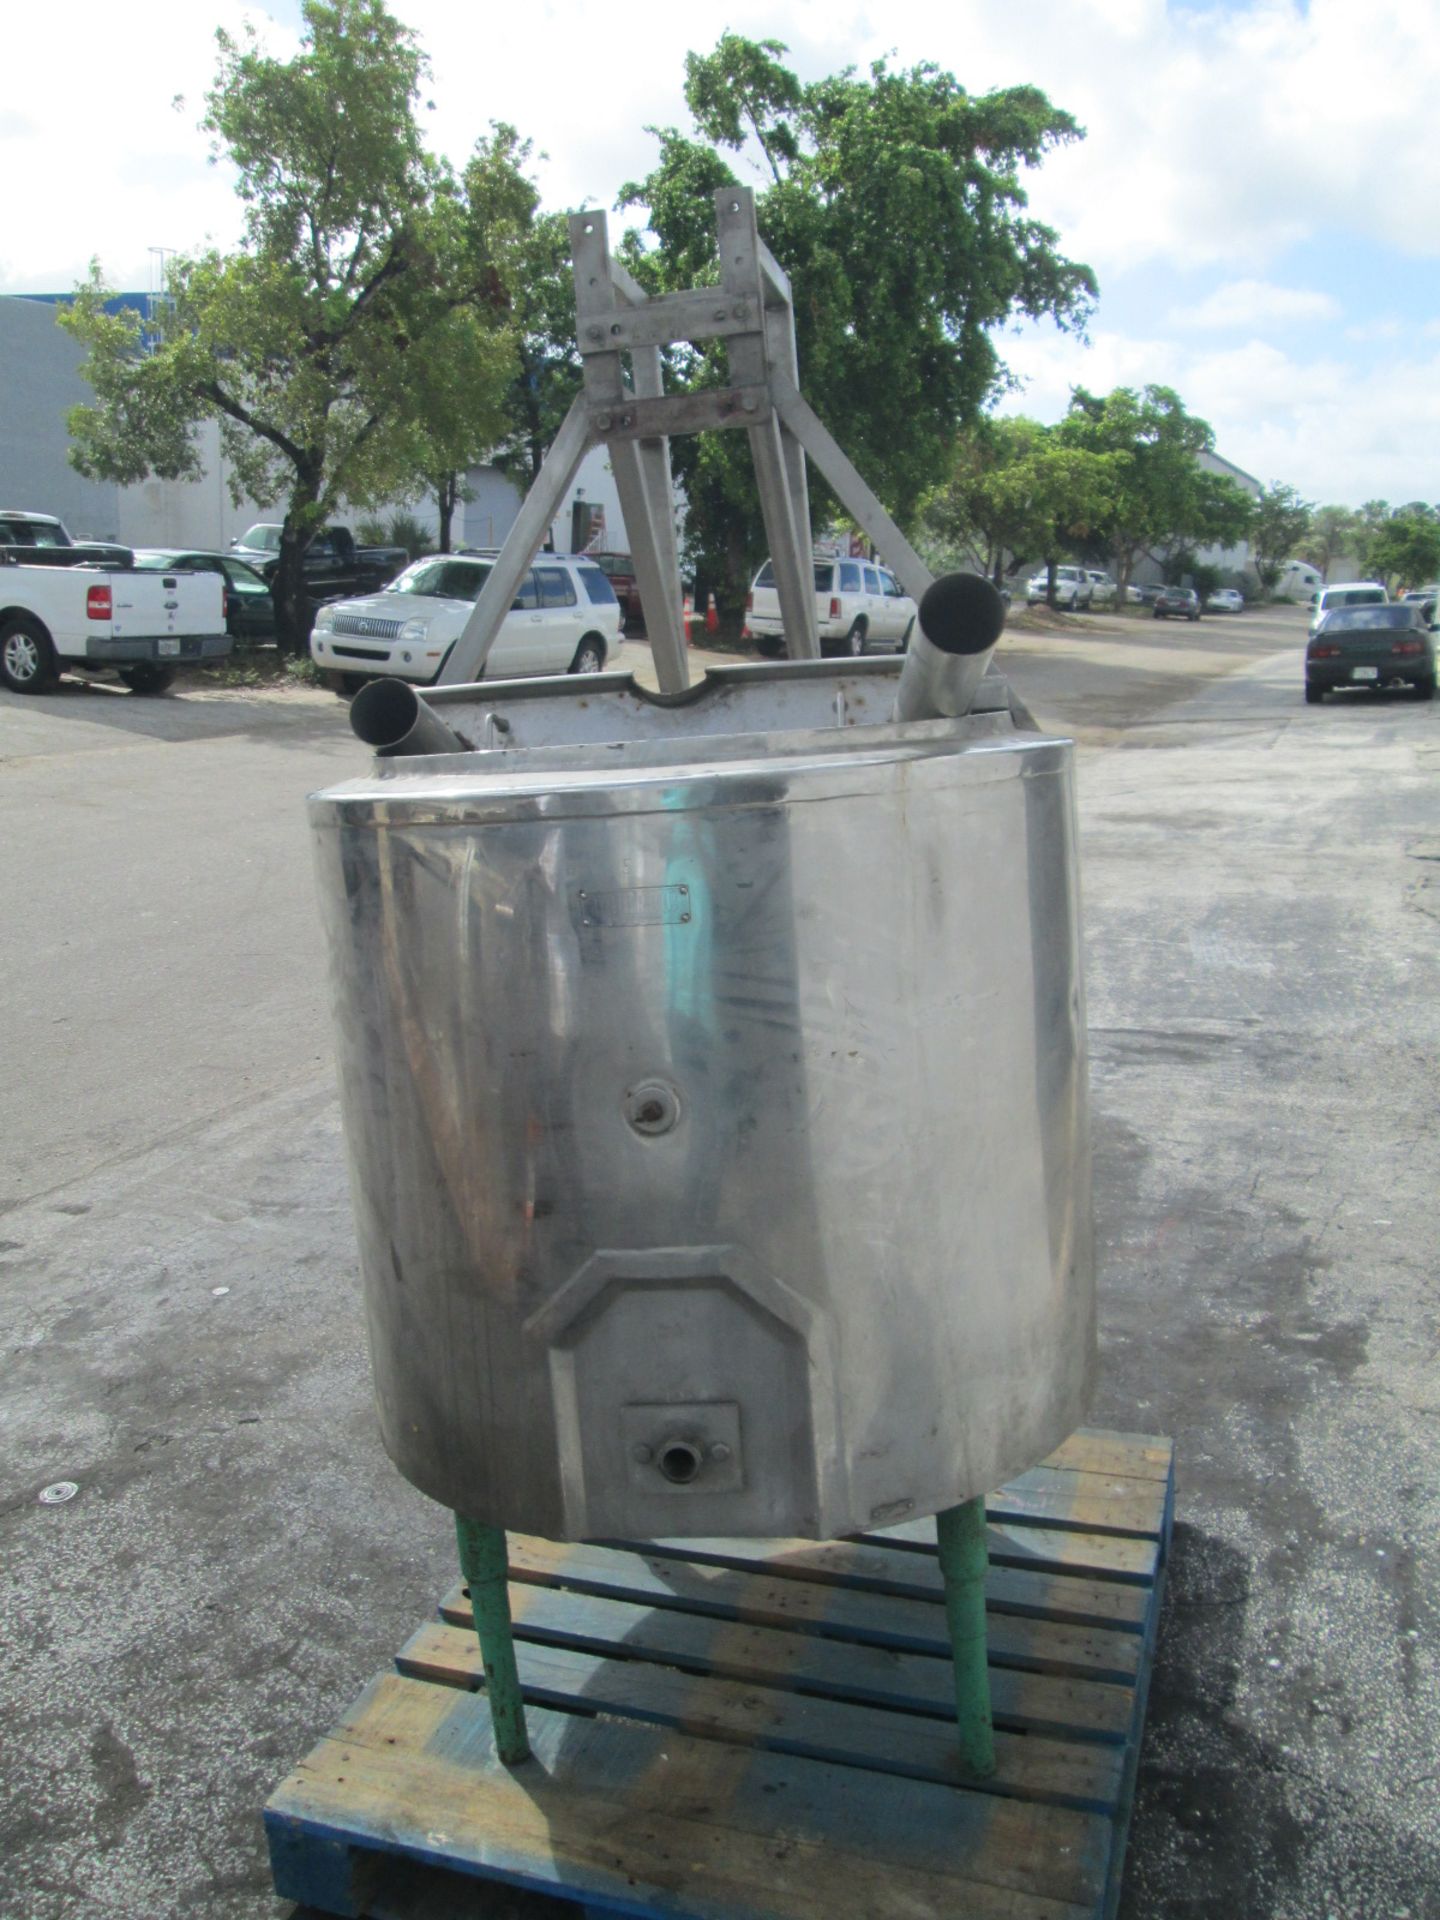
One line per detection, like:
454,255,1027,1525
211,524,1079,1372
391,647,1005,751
681,589,694,641
705,591,719,635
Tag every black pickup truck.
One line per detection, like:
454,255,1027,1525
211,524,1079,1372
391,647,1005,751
0,509,132,568
230,523,409,604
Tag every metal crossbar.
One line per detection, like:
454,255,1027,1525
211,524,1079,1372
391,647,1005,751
437,186,935,690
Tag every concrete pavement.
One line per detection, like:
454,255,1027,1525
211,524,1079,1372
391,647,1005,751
2,616,1438,1917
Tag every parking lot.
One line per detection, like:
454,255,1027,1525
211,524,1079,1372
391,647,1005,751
2,604,1438,1918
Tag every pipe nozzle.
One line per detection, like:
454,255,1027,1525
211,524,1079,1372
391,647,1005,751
351,680,466,758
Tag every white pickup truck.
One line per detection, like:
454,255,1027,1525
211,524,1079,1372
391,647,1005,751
0,551,230,694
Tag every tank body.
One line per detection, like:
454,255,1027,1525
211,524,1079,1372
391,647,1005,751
310,715,1094,1539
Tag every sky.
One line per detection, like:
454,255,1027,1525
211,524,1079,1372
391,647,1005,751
4,0,1438,509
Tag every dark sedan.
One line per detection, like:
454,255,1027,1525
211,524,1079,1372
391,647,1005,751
1153,586,1201,621
1305,604,1436,703
131,549,276,640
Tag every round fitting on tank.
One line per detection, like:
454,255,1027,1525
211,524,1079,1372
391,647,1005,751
656,1439,703,1485
624,1079,681,1137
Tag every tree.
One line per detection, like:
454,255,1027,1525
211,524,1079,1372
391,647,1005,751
1349,500,1393,581
618,36,1097,604
1301,504,1358,583
1370,504,1440,590
1058,386,1254,599
1149,466,1255,580
488,204,587,493
58,1,522,648
922,418,1044,582
401,124,542,550
922,417,1125,600
1248,483,1312,592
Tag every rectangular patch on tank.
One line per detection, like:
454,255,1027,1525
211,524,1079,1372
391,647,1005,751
578,884,692,928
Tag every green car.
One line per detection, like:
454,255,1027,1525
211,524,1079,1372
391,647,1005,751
131,549,276,640
1305,604,1437,703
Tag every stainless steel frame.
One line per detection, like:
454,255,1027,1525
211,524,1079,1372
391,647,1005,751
438,187,943,691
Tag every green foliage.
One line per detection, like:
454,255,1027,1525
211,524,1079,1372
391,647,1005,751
1059,385,1254,595
1348,500,1393,580
617,36,1096,596
1301,504,1359,582
384,510,433,558
922,416,1125,590
1369,504,1440,590
488,205,587,490
1249,482,1313,591
58,0,522,648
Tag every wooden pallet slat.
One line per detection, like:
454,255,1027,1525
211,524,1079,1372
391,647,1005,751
626,1534,1152,1632
271,1676,1109,1918
266,1428,1174,1920
438,1575,1138,1743
399,1618,1128,1813
499,1538,1144,1684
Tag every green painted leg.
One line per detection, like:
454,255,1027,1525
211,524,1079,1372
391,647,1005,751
454,1516,530,1766
935,1497,996,1777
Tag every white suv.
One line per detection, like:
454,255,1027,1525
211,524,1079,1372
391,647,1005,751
745,554,917,657
1308,581,1387,638
310,551,622,688
1026,565,1093,610
1085,570,1117,607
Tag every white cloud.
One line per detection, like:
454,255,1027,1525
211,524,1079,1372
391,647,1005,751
0,4,293,296
996,320,1440,506
12,0,1440,293
1344,319,1404,343
5,0,1437,514
1173,281,1340,331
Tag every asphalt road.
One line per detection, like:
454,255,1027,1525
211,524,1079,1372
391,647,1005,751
2,605,1437,1919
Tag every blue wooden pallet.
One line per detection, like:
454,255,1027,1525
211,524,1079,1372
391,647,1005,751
267,1427,1173,1920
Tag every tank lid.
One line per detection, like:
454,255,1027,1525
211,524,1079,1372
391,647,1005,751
309,720,1068,829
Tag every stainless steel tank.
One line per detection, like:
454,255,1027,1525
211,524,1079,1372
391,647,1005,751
310,656,1094,1540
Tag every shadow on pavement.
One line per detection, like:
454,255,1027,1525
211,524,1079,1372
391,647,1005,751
0,670,352,754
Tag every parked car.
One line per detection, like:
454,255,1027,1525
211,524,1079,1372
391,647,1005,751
230,522,409,620
0,549,228,693
1153,586,1201,621
745,554,917,657
1085,570,1118,607
1206,588,1245,614
309,550,622,689
1305,603,1436,703
584,551,641,624
1025,565,1092,610
132,548,276,640
1308,581,1387,637
1129,582,1165,605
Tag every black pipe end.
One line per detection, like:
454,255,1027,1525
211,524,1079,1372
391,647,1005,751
918,572,1007,656
351,678,421,749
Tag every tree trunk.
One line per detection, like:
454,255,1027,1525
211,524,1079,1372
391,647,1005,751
725,522,749,617
271,523,313,656
271,479,323,655
437,472,459,553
